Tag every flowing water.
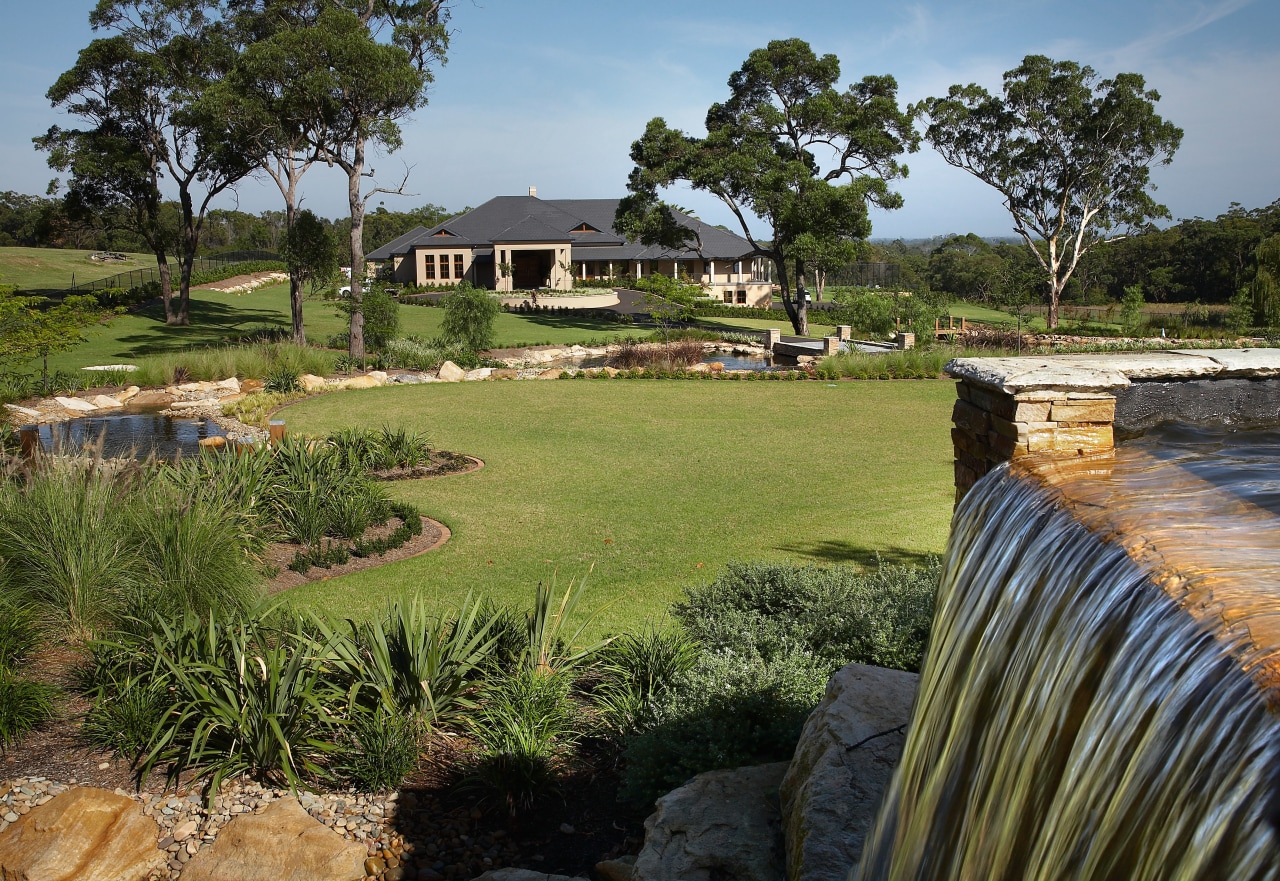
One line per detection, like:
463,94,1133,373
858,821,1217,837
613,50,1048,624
856,425,1280,881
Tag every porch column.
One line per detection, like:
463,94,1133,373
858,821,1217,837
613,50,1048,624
709,260,715,284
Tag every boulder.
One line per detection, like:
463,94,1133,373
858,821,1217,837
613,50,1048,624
491,369,520,380
88,395,124,409
437,361,466,383
53,396,97,413
198,436,227,448
216,377,241,392
0,786,165,881
240,378,265,394
633,762,788,881
299,374,329,392
367,370,389,385
464,368,494,381
338,375,380,390
594,855,637,881
180,797,366,881
392,373,425,384
602,367,620,378
706,362,725,374
537,369,565,380
170,398,221,410
469,871,586,881
129,391,175,409
780,663,918,881
114,386,140,404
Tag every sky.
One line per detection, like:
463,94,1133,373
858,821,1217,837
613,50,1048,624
1,0,1277,240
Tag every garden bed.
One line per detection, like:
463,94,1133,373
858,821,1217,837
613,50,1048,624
264,514,450,594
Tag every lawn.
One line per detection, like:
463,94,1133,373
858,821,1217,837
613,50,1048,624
695,315,838,337
0,246,154,296
37,282,643,373
276,379,957,636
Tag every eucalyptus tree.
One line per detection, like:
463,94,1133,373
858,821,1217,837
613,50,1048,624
918,55,1182,329
288,0,451,359
43,0,256,326
616,38,918,336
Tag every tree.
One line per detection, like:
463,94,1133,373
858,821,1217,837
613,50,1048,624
440,283,499,351
918,55,1183,329
0,288,111,382
1244,234,1280,329
299,1,451,359
616,39,918,336
280,209,340,334
43,1,256,326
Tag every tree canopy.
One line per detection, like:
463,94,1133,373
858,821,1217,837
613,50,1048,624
616,38,918,336
918,55,1183,329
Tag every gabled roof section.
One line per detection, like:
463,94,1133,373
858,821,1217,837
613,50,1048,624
366,226,430,261
493,215,572,243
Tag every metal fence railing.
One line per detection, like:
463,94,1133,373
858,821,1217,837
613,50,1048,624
63,250,282,297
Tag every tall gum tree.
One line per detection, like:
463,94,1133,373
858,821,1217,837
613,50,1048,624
919,55,1183,329
299,1,450,360
616,39,918,337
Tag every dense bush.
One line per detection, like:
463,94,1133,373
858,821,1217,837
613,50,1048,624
132,342,334,387
610,340,705,371
440,283,501,351
0,668,58,748
812,350,951,380
334,707,423,792
675,560,939,674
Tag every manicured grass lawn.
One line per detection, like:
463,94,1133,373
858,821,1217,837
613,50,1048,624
276,379,957,636
38,283,642,373
0,246,154,295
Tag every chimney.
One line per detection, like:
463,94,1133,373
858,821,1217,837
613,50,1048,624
528,186,537,198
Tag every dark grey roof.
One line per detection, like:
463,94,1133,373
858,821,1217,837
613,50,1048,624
369,196,757,262
366,226,430,261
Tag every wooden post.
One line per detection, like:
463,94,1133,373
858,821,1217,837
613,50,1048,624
268,420,286,444
19,426,40,460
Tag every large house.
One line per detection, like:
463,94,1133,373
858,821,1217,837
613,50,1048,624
366,189,774,306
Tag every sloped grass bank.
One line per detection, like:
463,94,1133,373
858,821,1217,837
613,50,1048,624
277,380,956,636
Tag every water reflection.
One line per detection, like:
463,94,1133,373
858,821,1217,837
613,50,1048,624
37,411,227,459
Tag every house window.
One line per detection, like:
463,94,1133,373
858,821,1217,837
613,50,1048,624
736,291,747,304
440,255,451,279
424,254,435,280
723,292,733,303
454,254,464,278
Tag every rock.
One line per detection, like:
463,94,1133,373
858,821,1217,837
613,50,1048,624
491,369,519,380
437,361,466,383
172,819,199,841
780,663,918,881
602,367,620,378
114,386,141,404
3,404,41,420
88,395,124,409
170,399,221,410
338,375,380,390
53,396,97,413
298,374,328,392
464,368,494,381
688,363,710,373
0,786,165,881
469,871,585,881
240,378,265,394
633,762,788,881
177,381,219,393
180,797,365,881
706,362,725,373
130,391,175,408
367,371,389,385
197,436,227,449
594,855,637,881
216,377,241,392
537,369,564,380
393,373,424,384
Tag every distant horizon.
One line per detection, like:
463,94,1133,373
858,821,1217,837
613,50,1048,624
2,0,1277,241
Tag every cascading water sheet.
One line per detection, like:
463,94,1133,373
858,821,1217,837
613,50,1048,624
857,425,1280,881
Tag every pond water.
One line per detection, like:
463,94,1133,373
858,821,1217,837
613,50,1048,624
36,410,227,460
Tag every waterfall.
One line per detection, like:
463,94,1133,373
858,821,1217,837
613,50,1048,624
856,426,1280,881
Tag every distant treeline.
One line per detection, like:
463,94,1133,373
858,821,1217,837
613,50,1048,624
865,198,1280,305
0,191,464,267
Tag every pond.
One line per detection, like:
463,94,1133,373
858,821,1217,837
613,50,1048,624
35,410,228,460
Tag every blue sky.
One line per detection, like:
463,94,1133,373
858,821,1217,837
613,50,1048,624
1,0,1277,239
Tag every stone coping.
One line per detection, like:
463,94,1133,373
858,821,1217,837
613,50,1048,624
946,348,1280,395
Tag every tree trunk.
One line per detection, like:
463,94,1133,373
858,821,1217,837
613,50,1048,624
774,255,806,337
156,250,175,324
170,190,196,326
284,200,305,345
346,138,367,360
793,256,810,337
1048,277,1063,330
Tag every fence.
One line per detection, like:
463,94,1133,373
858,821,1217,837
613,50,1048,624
823,262,901,288
63,250,282,297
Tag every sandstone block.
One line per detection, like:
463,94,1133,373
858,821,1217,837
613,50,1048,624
951,400,989,435
240,378,265,394
367,370,389,385
129,391,175,408
437,361,466,382
988,414,1028,443
595,855,637,881
987,431,1022,459
0,786,164,881
464,368,494,381
179,797,365,881
299,374,328,392
633,762,787,881
963,385,1017,421
115,386,140,404
781,664,919,881
491,369,520,380
1011,400,1052,422
198,436,227,448
4,404,41,420
54,396,97,413
338,375,380,390
537,369,565,380
215,377,241,392
1027,424,1114,454
170,399,220,410
1049,399,1116,423
88,395,124,409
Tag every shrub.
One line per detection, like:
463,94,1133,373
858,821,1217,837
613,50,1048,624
609,340,705,371
440,283,500,351
466,668,579,815
0,597,41,669
593,624,699,737
264,365,301,394
82,674,168,760
334,707,422,792
337,287,400,351
674,559,939,674
0,669,58,749
618,647,828,807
